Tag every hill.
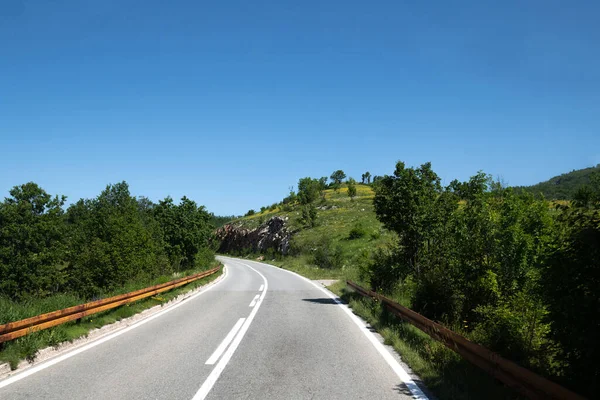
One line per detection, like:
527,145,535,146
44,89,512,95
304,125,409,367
518,165,600,200
223,183,390,280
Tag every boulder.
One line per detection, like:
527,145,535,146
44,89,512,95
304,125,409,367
215,216,293,255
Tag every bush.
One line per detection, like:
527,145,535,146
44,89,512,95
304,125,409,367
370,230,381,240
364,247,405,291
300,204,317,228
194,248,216,271
470,300,548,367
312,237,343,269
348,224,367,240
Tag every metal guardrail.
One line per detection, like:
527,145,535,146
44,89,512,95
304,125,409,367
346,280,585,400
0,266,222,344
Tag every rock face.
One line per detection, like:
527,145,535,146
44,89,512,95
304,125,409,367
215,216,292,255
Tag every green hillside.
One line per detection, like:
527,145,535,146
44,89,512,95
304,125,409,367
519,165,600,200
230,183,388,281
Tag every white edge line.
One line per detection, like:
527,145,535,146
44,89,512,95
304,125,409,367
219,257,428,400
192,261,268,400
0,266,229,390
248,294,260,307
205,318,245,365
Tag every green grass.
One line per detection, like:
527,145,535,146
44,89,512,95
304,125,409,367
330,283,522,400
0,265,222,370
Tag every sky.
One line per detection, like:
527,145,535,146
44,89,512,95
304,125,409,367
1,1,599,215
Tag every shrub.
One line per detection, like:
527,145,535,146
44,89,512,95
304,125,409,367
300,204,317,228
348,224,367,239
312,236,343,269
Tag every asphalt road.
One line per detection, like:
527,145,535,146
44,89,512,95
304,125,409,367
0,256,427,399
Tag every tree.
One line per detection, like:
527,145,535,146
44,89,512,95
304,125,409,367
541,207,600,397
153,196,212,271
347,178,357,201
246,209,256,216
373,162,442,277
66,182,168,297
0,183,67,299
362,172,372,184
300,204,318,228
282,187,296,205
318,177,328,200
297,177,321,205
330,170,346,192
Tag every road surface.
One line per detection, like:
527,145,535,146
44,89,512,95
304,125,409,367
0,256,427,399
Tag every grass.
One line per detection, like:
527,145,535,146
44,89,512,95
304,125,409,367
330,283,522,400
0,265,222,370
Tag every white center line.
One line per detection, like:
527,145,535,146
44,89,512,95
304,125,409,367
205,318,245,365
192,262,268,400
259,284,264,292
248,294,260,307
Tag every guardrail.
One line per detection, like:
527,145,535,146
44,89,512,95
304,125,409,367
346,280,585,400
0,266,222,344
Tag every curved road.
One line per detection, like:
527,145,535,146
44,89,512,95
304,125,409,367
0,257,427,399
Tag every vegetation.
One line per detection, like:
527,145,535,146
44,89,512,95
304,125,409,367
330,170,346,192
209,213,238,228
518,164,600,200
346,178,357,201
361,171,371,184
0,181,218,368
225,163,600,399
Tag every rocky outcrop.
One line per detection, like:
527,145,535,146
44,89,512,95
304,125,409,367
215,216,293,255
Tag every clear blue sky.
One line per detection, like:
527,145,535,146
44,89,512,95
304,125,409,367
1,1,599,216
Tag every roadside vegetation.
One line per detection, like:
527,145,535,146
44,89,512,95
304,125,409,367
0,181,218,369
226,164,600,399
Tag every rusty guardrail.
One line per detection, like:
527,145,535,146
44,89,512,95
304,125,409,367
346,280,585,400
0,266,222,344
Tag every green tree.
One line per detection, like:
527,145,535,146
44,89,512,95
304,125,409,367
282,186,297,205
330,170,346,192
297,177,321,205
373,162,442,279
362,172,371,184
300,204,318,228
318,177,328,200
66,182,168,297
153,196,213,270
347,178,357,201
0,183,67,300
541,206,600,397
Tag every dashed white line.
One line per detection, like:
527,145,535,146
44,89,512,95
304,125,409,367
259,284,264,292
192,262,268,400
205,318,245,365
248,294,260,307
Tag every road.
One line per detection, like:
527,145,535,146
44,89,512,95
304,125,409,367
0,256,427,399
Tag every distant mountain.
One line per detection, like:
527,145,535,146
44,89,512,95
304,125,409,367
518,165,600,200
